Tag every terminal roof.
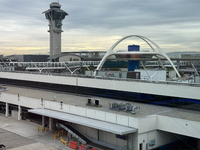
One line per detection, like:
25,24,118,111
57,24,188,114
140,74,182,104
3,85,200,122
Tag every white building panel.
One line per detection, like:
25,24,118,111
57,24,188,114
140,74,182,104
128,117,139,128
157,115,200,139
106,112,117,124
69,105,79,115
62,104,70,113
138,116,157,133
44,101,51,109
19,96,29,107
48,101,61,111
117,115,129,126
95,110,106,121
86,109,96,119
0,72,77,86
24,97,40,108
4,93,18,105
76,107,87,117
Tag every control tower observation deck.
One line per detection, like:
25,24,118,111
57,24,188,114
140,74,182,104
43,2,68,58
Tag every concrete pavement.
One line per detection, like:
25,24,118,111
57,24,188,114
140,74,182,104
0,115,73,150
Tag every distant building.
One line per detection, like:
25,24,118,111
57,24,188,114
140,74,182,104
47,51,107,62
48,53,82,62
64,51,106,61
5,54,49,62
167,51,200,58
181,53,200,59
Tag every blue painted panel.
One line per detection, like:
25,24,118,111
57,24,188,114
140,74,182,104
128,61,140,71
128,45,140,51
128,45,140,71
115,134,126,140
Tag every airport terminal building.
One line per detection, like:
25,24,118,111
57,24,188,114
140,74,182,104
0,2,200,150
0,71,200,150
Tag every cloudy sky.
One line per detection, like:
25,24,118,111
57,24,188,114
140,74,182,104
0,0,200,55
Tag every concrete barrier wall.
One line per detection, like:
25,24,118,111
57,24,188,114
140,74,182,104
0,93,41,108
157,115,200,139
78,77,200,100
138,115,157,133
0,92,139,129
0,72,76,86
0,72,199,100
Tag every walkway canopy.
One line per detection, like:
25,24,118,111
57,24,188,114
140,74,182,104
28,108,137,135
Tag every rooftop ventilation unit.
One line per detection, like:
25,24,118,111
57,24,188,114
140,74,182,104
118,103,126,110
109,102,118,109
95,99,100,106
125,104,133,111
109,102,140,114
109,102,125,111
86,98,93,106
86,98,102,107
131,106,140,114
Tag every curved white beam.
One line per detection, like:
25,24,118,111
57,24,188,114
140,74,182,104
94,35,181,77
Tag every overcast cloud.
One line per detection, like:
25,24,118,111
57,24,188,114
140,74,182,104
0,0,200,55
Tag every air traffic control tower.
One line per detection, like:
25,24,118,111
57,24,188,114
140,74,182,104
43,2,68,58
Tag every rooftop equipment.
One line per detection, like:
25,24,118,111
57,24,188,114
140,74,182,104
95,99,100,106
86,98,102,107
125,104,133,111
109,102,140,114
131,106,140,114
86,98,94,106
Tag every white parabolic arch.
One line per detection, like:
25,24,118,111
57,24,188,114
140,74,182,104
94,35,181,77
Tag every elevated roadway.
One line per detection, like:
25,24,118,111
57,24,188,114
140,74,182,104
0,71,199,102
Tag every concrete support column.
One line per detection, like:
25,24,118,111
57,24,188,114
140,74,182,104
197,139,200,150
18,105,22,121
128,133,133,150
42,115,45,130
49,117,53,131
78,140,80,148
177,60,180,71
5,103,9,117
133,132,138,150
161,60,165,69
